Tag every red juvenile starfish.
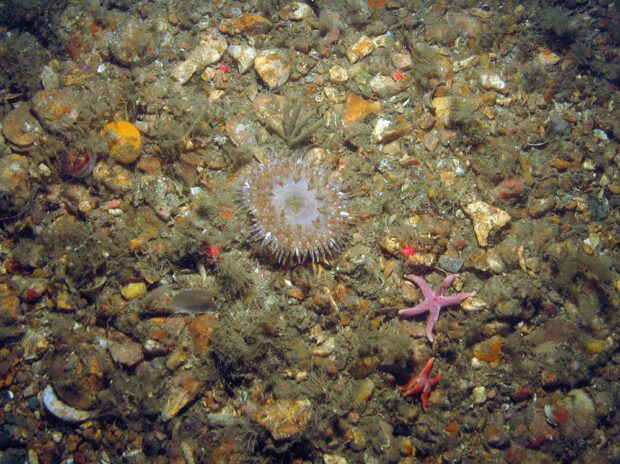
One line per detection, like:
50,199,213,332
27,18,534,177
398,273,476,343
397,357,441,410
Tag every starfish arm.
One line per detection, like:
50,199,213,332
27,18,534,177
439,274,459,295
420,384,431,410
404,274,435,300
397,376,420,391
425,307,441,342
439,291,477,306
429,370,441,385
401,382,424,397
398,299,435,316
420,357,435,375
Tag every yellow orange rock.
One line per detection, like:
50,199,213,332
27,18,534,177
343,94,381,124
101,121,141,164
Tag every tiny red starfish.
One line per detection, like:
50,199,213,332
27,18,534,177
399,273,476,342
397,357,441,410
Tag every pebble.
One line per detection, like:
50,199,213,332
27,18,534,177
369,74,401,97
329,65,348,83
227,43,257,74
323,454,347,464
483,423,509,448
279,2,313,20
346,35,376,64
0,154,31,213
254,49,290,89
161,371,203,421
120,282,147,300
31,90,79,131
351,378,374,409
253,399,312,440
463,201,511,247
472,386,487,404
218,13,272,35
1,105,44,147
108,331,144,367
479,72,508,94
343,93,381,124
171,29,227,84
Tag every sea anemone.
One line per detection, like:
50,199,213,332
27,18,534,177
239,156,350,264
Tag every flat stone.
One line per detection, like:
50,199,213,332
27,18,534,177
227,43,257,73
253,399,312,440
280,2,313,20
480,72,508,94
108,331,143,367
161,371,203,421
31,90,79,131
343,93,381,124
464,201,511,247
218,13,272,35
346,35,375,64
369,74,401,97
171,29,227,84
254,49,290,89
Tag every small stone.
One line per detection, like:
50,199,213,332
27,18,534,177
0,154,31,214
188,314,217,355
538,50,561,67
93,162,134,193
108,330,144,367
218,14,272,35
352,378,374,409
558,389,596,440
346,35,375,64
350,427,367,452
431,96,451,126
161,371,203,421
171,29,227,84
329,65,348,83
472,386,487,404
343,93,381,124
2,106,44,147
225,115,257,147
483,423,509,448
452,55,478,72
313,337,336,357
323,454,347,464
480,72,508,94
280,2,313,20
392,53,413,70
253,399,312,440
120,282,147,300
31,90,79,131
423,130,439,151
41,65,60,90
227,44,257,73
369,74,401,97
464,201,511,247
254,49,290,89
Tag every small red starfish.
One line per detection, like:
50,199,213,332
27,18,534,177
397,357,441,410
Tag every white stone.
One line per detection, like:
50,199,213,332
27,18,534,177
480,72,508,94
254,49,290,89
228,43,257,74
329,65,348,83
280,2,313,20
171,29,227,84
373,118,392,141
464,200,511,247
369,74,399,97
346,35,375,64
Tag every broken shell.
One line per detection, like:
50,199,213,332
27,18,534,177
41,385,93,423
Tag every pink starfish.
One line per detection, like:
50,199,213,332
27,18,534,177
399,273,476,343
397,357,441,410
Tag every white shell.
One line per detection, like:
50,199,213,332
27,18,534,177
41,385,92,423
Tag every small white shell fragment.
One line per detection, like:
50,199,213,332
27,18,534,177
41,385,92,422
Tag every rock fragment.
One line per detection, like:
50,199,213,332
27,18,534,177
464,201,511,247
171,29,227,84
346,35,375,63
253,399,312,440
254,49,290,89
